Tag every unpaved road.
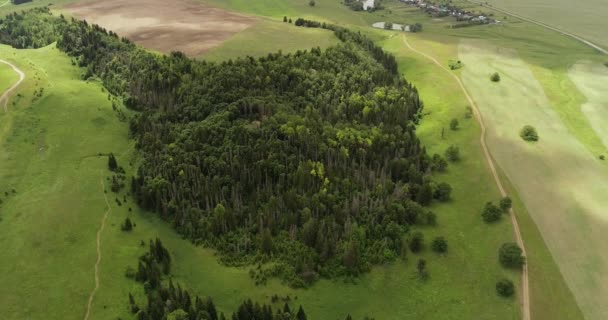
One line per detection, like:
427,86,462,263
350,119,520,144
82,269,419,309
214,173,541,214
83,177,113,320
0,59,25,112
402,36,530,320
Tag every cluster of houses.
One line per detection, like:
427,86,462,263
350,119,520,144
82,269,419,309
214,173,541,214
400,0,497,25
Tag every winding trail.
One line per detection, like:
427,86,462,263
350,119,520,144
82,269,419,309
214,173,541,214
0,59,26,112
83,177,113,320
402,36,530,320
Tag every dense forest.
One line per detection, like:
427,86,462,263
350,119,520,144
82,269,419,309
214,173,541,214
0,8,451,286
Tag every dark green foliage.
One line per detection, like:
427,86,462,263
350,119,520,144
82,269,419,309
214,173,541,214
499,196,512,212
410,23,423,33
490,72,501,82
482,202,502,223
600,155,605,160
496,279,515,297
416,258,428,279
409,231,424,253
0,10,446,286
450,118,459,130
434,182,452,202
499,242,525,269
283,16,288,22
122,217,133,232
344,0,364,11
108,153,118,171
308,0,315,6
430,153,448,172
445,145,460,162
297,306,307,320
431,236,448,253
384,22,393,30
520,125,539,142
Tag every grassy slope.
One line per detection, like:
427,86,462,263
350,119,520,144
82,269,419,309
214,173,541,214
202,19,338,61
458,40,608,320
481,0,608,50
0,61,18,94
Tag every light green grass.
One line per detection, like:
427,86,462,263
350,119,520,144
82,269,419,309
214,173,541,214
568,61,608,151
0,61,18,94
202,19,338,61
459,40,608,320
480,0,608,50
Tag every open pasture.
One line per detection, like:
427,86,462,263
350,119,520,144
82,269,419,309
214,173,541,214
64,0,255,56
0,61,18,96
459,40,608,320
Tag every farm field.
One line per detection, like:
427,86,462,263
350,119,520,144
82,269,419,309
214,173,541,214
480,0,608,50
458,40,608,320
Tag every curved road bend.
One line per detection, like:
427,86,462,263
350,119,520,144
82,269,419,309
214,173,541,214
0,59,26,112
402,36,531,320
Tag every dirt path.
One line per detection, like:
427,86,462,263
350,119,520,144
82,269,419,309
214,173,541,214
402,35,530,320
0,0,10,8
468,1,607,55
83,177,113,320
0,59,26,112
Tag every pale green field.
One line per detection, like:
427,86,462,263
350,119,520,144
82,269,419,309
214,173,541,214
0,61,18,94
202,19,338,61
481,0,608,50
459,40,608,320
568,62,608,150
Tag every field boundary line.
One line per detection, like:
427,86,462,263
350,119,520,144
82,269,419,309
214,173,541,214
83,176,113,320
468,1,607,55
402,35,530,320
0,59,26,112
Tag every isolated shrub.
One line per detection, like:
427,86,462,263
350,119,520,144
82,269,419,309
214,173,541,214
431,237,448,253
431,153,448,172
600,155,605,160
309,0,315,6
499,196,512,212
122,217,133,232
496,279,515,297
450,118,459,130
464,106,473,119
434,182,452,202
108,153,118,171
410,23,423,33
409,231,424,253
417,258,428,279
520,125,539,142
482,202,502,223
490,72,501,82
499,242,525,268
283,16,287,22
384,22,393,30
445,145,460,162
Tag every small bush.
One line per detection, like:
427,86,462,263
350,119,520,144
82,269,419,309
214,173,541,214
490,72,501,82
384,22,393,30
520,125,539,142
496,279,515,297
600,155,605,160
308,0,315,6
482,202,502,223
431,237,448,253
434,182,452,202
499,196,512,212
450,118,459,130
445,145,460,162
121,217,133,232
409,231,424,253
499,242,525,268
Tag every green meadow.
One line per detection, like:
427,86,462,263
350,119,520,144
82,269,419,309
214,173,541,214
0,61,18,94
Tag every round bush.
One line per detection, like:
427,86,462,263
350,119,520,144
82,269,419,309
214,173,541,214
431,237,448,253
499,242,525,268
496,279,515,297
520,125,539,142
490,72,501,82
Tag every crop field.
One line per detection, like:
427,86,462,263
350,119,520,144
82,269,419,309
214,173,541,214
481,0,608,50
458,40,608,320
64,0,255,56
568,62,608,150
201,19,338,61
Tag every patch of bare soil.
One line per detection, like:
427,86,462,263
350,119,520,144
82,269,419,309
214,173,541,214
65,0,256,56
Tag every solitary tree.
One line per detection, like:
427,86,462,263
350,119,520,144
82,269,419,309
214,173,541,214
283,16,288,22
499,196,512,212
482,202,502,223
409,231,424,253
520,125,539,142
431,237,448,253
445,145,460,162
122,217,133,231
297,305,307,320
499,242,525,268
309,0,315,6
434,182,452,202
490,72,501,82
450,118,459,130
496,279,515,297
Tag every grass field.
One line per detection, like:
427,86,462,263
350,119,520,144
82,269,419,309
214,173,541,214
0,61,18,94
458,40,608,320
480,0,608,50
201,19,338,61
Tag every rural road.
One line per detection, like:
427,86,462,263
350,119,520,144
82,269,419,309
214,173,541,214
402,36,531,320
470,1,608,55
0,59,25,112
83,177,113,320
